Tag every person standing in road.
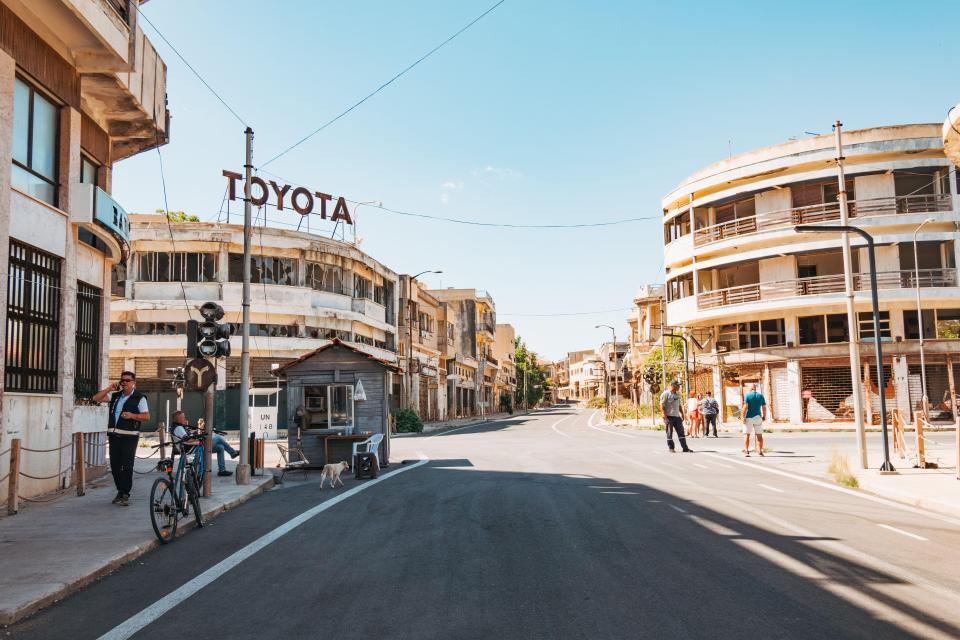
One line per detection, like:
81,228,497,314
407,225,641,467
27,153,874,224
660,380,692,453
700,390,720,437
92,372,150,505
686,391,702,438
741,383,767,457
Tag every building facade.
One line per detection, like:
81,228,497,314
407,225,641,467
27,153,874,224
662,124,960,424
492,323,517,411
399,274,444,421
625,285,664,403
596,341,630,401
428,288,497,418
110,215,398,430
566,349,601,400
0,0,169,499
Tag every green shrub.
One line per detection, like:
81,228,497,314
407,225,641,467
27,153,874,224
827,450,859,488
608,400,653,420
586,397,606,409
393,408,424,433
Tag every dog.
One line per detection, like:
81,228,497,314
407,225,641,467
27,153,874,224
319,460,350,490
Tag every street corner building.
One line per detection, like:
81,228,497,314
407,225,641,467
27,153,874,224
0,0,169,501
661,123,960,426
109,215,400,433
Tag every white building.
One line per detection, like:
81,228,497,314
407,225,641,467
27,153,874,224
662,124,960,424
110,215,398,431
0,0,169,500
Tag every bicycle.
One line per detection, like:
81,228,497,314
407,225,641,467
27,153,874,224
149,427,208,543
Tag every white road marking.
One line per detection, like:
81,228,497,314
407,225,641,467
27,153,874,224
587,411,636,438
98,457,430,640
588,486,621,489
878,523,929,541
550,413,578,438
693,463,710,469
758,483,785,493
662,462,682,470
668,504,687,513
601,491,639,495
700,451,960,528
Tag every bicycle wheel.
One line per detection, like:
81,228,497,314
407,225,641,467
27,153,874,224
186,469,204,528
149,477,179,543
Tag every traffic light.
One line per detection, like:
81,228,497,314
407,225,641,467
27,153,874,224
187,302,232,359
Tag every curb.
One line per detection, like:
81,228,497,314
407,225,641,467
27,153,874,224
393,411,533,438
0,476,274,626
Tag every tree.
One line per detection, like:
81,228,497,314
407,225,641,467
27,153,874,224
156,209,200,222
642,335,686,391
514,336,549,407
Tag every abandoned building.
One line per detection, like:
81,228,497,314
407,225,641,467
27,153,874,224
662,124,960,424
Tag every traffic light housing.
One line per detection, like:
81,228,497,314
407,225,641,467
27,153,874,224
188,302,231,359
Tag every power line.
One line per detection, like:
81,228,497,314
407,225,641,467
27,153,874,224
133,3,249,127
500,307,633,317
259,0,507,168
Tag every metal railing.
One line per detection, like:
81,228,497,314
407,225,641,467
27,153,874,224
698,268,957,309
693,194,953,247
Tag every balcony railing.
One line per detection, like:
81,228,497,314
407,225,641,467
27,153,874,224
693,194,952,247
698,268,957,309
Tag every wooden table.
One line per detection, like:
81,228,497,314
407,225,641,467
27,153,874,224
324,433,373,465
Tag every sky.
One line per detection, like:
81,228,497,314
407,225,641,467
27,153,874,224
113,0,960,361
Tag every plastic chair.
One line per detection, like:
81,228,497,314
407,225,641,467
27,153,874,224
276,428,310,482
351,433,384,469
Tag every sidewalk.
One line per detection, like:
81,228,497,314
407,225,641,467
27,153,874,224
0,454,273,626
604,414,960,520
394,410,530,437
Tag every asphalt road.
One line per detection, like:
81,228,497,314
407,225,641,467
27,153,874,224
8,407,960,639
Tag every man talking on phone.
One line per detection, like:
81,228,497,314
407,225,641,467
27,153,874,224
93,371,150,506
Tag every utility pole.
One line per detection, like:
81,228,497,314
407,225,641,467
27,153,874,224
203,384,214,496
834,121,868,470
236,127,253,485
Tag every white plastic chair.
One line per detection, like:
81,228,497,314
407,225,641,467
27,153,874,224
351,433,384,469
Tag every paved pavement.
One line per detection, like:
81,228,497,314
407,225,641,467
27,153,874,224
5,407,960,639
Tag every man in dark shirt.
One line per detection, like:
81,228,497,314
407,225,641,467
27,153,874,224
93,371,150,506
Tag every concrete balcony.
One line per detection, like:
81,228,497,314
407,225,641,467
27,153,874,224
946,105,960,167
698,268,957,310
693,194,952,248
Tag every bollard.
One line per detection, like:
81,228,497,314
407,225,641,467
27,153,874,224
158,421,167,460
7,438,20,515
74,433,85,496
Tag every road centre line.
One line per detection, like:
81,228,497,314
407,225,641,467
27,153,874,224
98,457,430,640
587,411,636,438
550,412,578,437
693,463,710,469
700,452,960,528
662,462,682,470
878,523,929,541
758,483,785,493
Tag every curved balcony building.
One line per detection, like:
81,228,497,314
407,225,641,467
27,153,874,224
109,214,398,430
662,124,960,424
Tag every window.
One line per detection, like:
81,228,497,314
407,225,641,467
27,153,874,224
12,77,59,205
80,155,98,186
353,275,371,299
5,240,62,393
132,322,186,335
858,311,890,341
935,309,960,339
139,252,217,282
373,284,386,305
75,282,101,399
761,319,786,347
303,384,354,431
306,262,343,294
799,315,826,345
826,314,849,343
663,211,691,244
903,309,936,340
717,319,785,351
666,273,693,302
249,324,297,337
446,322,455,344
305,327,351,341
228,254,296,285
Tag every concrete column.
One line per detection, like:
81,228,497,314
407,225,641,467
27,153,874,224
99,260,113,389
784,315,798,346
951,170,960,270
215,358,227,391
787,360,802,425
217,242,229,283
712,363,724,422
58,107,82,455
893,356,910,417
0,50,16,443
762,364,772,415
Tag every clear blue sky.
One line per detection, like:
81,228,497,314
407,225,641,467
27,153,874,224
113,0,960,360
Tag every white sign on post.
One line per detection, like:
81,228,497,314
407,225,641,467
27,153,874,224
249,406,278,440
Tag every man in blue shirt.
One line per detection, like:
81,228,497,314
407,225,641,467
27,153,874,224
740,383,766,457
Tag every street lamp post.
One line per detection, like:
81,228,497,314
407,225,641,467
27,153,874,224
405,270,442,412
796,224,896,473
913,217,935,418
596,325,617,406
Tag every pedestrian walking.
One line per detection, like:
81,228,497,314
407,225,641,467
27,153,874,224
686,391,702,437
700,391,719,437
660,380,692,453
92,371,150,505
741,383,767,457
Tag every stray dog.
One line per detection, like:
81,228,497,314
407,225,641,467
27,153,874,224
319,460,350,490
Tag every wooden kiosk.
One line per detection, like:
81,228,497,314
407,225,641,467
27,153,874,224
272,339,398,468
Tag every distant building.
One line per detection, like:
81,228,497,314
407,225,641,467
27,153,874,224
399,274,444,421
663,124,960,424
566,349,601,400
0,0,170,499
626,285,665,403
493,323,517,410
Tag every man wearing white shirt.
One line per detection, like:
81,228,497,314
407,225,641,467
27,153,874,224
93,371,150,506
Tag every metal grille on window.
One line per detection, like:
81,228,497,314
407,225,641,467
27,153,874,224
5,240,62,393
800,366,853,422
908,364,951,420
75,281,101,399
